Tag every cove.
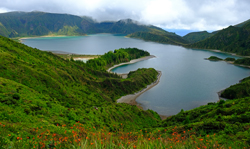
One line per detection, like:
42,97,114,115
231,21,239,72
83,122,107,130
22,34,250,116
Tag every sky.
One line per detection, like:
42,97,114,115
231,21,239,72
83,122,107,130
0,0,250,32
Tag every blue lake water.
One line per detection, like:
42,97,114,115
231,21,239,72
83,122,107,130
22,34,250,115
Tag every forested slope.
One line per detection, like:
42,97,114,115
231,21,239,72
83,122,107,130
187,21,250,56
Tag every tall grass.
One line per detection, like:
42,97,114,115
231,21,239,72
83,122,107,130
0,122,247,149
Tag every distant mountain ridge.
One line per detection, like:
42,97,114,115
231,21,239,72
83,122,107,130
2,11,250,52
183,19,250,47
187,21,250,56
0,11,168,37
0,11,190,45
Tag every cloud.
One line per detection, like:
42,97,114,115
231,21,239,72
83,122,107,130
0,7,11,13
0,0,250,31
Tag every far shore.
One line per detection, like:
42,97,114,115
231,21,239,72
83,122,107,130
209,49,250,58
17,35,86,42
16,34,250,59
226,61,250,69
205,57,250,69
190,47,250,58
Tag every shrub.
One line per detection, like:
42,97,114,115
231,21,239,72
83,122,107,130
12,93,20,100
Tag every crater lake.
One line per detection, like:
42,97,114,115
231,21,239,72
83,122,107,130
22,34,250,116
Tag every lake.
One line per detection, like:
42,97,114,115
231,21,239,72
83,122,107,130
22,34,250,115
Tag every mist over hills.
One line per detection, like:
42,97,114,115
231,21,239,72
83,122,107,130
0,11,168,37
0,11,190,45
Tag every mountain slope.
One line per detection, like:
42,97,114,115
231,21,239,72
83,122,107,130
183,19,250,44
128,31,189,45
187,21,250,56
127,22,190,45
0,12,170,38
0,22,8,37
183,31,216,43
0,11,86,37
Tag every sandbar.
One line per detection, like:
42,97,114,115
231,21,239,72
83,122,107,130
106,55,161,108
107,55,156,73
116,71,162,105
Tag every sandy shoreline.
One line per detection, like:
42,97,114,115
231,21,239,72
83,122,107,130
107,55,164,119
117,71,162,105
18,35,79,42
107,55,163,116
107,55,156,72
73,57,98,62
117,70,164,118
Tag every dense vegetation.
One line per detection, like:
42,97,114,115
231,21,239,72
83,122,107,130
86,48,149,70
0,12,168,38
0,35,162,148
187,21,250,56
220,76,250,99
234,58,250,66
155,98,250,146
183,31,216,43
207,56,223,61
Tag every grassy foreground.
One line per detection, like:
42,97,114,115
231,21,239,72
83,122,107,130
1,122,241,149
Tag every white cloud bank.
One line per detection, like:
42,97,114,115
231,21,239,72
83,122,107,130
0,0,250,31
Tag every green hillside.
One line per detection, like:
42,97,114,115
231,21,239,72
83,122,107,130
106,19,150,34
187,21,250,56
155,97,250,146
183,31,215,43
0,35,164,147
183,19,250,44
